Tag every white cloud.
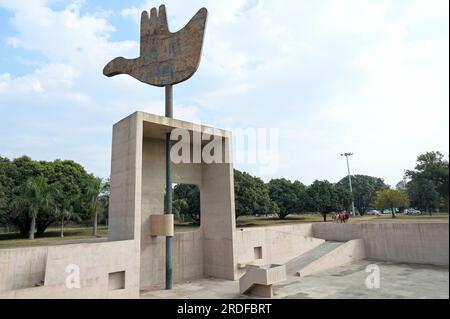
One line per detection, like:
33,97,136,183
0,0,448,186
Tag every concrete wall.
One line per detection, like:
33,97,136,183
312,223,449,266
234,224,323,277
109,112,143,242
136,112,238,287
141,230,204,289
0,246,47,292
0,240,139,299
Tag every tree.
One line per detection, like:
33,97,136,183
98,178,110,225
405,151,449,212
0,186,6,226
307,180,352,221
173,199,189,222
173,184,201,224
267,178,307,219
21,176,53,240
85,177,102,236
337,175,388,215
407,179,439,215
375,189,410,218
234,170,278,218
52,182,80,238
0,155,109,238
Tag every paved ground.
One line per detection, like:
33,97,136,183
141,260,449,299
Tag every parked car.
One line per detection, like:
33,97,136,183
366,209,381,216
404,208,421,215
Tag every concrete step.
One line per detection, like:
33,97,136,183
285,241,344,275
239,264,287,298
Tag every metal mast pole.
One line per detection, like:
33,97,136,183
165,84,173,289
342,153,356,216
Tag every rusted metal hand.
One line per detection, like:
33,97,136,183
103,5,208,87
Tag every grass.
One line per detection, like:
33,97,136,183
174,223,201,233
235,213,449,228
235,214,324,227
346,213,449,224
0,225,108,249
1,213,448,249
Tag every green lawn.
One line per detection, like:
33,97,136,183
0,225,108,249
1,213,448,249
235,213,449,227
235,214,324,227
347,213,449,224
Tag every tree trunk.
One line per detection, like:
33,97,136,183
322,212,327,222
93,211,98,237
29,216,36,240
60,215,64,238
36,220,53,237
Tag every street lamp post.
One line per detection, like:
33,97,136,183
341,152,356,216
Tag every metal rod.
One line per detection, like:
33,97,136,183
346,156,352,193
165,85,173,118
344,154,356,216
165,85,173,289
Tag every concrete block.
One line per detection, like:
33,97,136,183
239,264,286,298
150,215,174,237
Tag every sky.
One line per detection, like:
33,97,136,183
0,0,448,187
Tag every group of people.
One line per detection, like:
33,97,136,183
331,212,350,223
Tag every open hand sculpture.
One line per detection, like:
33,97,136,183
103,5,208,87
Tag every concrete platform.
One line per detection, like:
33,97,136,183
140,260,449,299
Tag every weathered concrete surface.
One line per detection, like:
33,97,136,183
312,223,449,266
239,264,286,297
141,260,449,299
234,224,323,278
0,246,47,292
109,112,143,242
150,214,174,236
296,239,366,277
286,241,344,275
110,112,237,289
278,261,449,299
0,240,139,299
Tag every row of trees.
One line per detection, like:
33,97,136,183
399,151,449,214
173,170,353,223
0,156,109,239
172,151,449,222
1,151,447,234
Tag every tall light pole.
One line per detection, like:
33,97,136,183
341,152,356,216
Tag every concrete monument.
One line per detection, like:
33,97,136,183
103,5,208,289
0,4,448,300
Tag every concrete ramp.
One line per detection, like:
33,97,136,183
286,241,343,275
285,239,366,277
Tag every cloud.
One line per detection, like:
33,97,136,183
0,0,448,187
0,0,186,177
